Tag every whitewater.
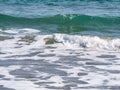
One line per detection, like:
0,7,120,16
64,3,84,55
0,0,120,90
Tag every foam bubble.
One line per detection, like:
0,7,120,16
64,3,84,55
0,28,40,35
0,80,44,90
20,28,40,34
53,34,120,50
48,76,64,87
4,30,18,34
0,33,120,89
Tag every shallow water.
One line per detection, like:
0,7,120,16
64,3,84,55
0,43,120,90
0,0,120,90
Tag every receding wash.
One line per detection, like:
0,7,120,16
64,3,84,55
0,0,120,90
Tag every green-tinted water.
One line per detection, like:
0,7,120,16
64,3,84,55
0,0,120,37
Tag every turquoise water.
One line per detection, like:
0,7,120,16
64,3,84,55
0,0,120,37
0,1,120,90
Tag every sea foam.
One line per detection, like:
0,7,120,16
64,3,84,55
51,34,120,50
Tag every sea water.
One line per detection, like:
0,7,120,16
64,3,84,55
0,0,120,90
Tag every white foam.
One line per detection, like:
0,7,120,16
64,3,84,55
53,34,120,51
0,33,120,89
0,66,21,79
20,28,40,34
1,30,120,51
48,76,64,87
0,80,46,90
0,29,2,32
0,28,40,35
0,33,120,60
4,30,18,34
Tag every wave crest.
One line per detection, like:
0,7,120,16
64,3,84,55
0,14,119,25
50,34,120,50
0,14,120,37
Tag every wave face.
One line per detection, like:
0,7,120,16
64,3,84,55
0,14,119,25
0,14,120,37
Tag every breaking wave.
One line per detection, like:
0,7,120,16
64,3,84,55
48,34,120,50
0,14,120,34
